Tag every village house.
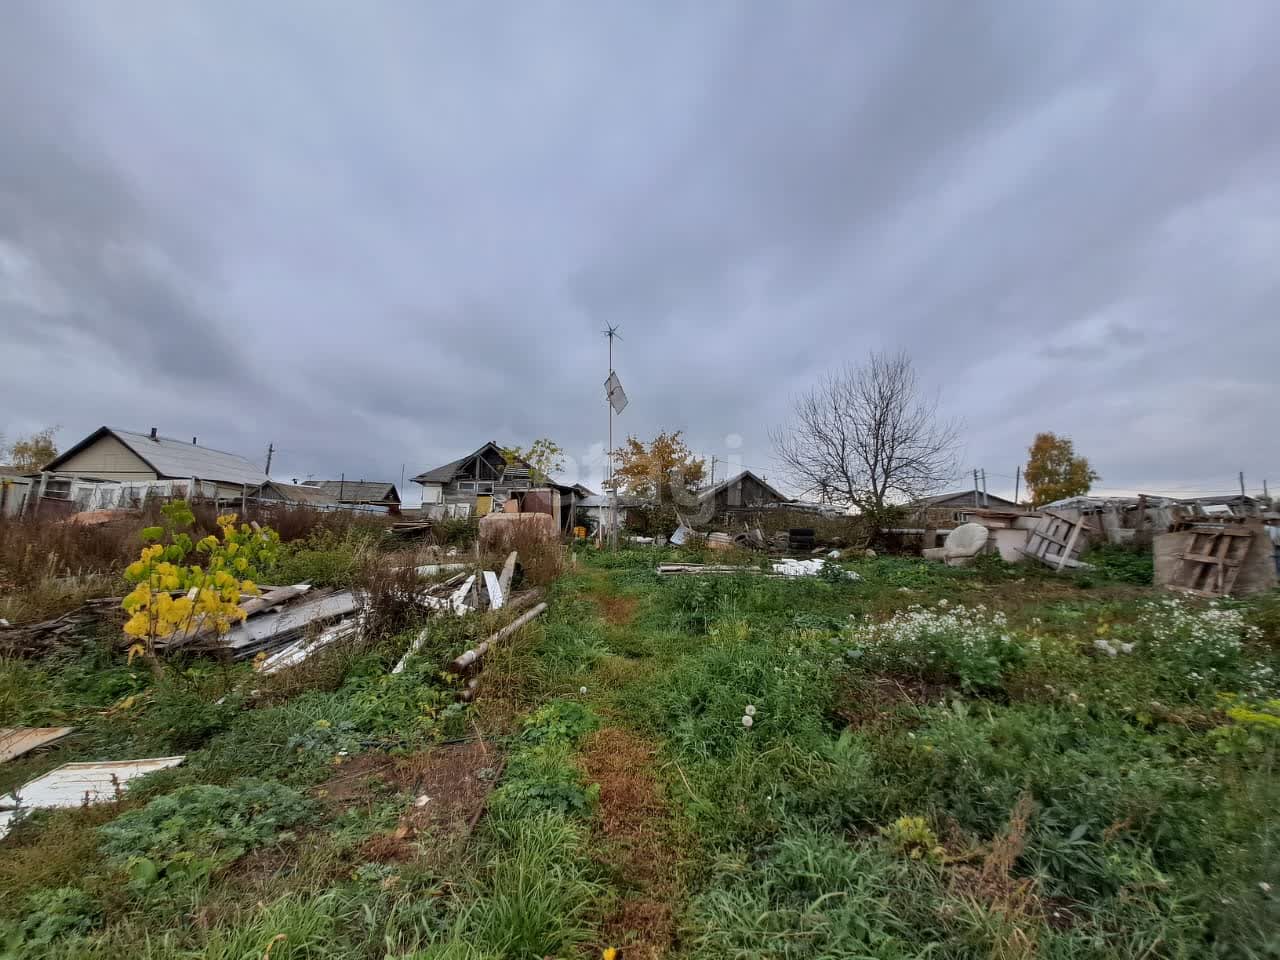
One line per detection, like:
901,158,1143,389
39,426,266,503
910,489,1024,527
698,470,788,513
251,480,341,509
306,480,401,513
412,441,586,530
412,442,536,507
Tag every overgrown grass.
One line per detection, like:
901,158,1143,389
4,540,1278,959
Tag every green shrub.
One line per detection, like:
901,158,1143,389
99,779,314,884
842,601,1033,691
0,887,100,955
1081,543,1154,584
518,699,599,748
1111,597,1274,699
642,628,836,760
489,743,598,820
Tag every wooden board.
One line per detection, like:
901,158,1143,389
1022,512,1092,571
1167,525,1254,598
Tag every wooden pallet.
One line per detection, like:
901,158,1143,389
1167,524,1255,598
1020,511,1092,571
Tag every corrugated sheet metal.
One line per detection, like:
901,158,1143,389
0,756,186,838
0,727,74,764
111,428,266,487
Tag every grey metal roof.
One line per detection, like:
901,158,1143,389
913,490,1021,508
413,454,469,484
311,480,399,504
112,428,267,486
46,427,267,487
258,481,340,507
411,441,531,485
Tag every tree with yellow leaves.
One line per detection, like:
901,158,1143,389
611,430,706,503
120,500,280,674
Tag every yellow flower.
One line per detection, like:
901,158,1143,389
125,561,145,579
603,948,619,960
234,556,248,572
240,579,258,594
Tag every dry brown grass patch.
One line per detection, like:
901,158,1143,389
595,594,638,626
579,726,685,960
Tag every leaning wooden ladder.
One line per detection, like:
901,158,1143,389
1167,523,1255,598
1021,511,1092,571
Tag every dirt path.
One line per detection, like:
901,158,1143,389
579,726,685,960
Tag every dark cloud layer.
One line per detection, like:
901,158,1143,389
3,2,1277,502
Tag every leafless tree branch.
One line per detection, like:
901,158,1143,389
770,351,960,520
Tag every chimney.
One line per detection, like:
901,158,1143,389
192,437,197,445
150,427,158,441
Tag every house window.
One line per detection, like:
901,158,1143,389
43,478,72,500
458,481,494,494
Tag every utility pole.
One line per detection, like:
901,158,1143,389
265,442,274,475
1014,465,1021,505
973,468,980,508
1239,471,1246,498
981,468,989,508
710,455,717,487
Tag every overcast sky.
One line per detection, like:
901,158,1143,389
3,2,1278,505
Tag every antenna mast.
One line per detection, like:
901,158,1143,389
604,324,622,548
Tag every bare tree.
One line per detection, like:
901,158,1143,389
771,352,960,522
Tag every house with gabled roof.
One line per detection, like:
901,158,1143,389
698,470,788,513
412,441,588,530
307,480,400,510
41,426,266,500
411,441,535,506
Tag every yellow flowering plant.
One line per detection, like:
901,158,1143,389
120,501,280,674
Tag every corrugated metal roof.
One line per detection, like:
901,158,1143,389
47,427,266,487
0,727,73,763
311,480,399,504
111,429,267,487
259,482,340,507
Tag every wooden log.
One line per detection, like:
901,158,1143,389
449,602,547,674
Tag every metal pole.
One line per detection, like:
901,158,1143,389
265,442,274,475
982,468,988,508
1014,466,1021,505
973,469,980,508
608,331,617,550
1239,471,1246,498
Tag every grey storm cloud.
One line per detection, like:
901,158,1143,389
2,1,1278,502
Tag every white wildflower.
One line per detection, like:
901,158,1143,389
744,704,756,716
741,715,754,728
